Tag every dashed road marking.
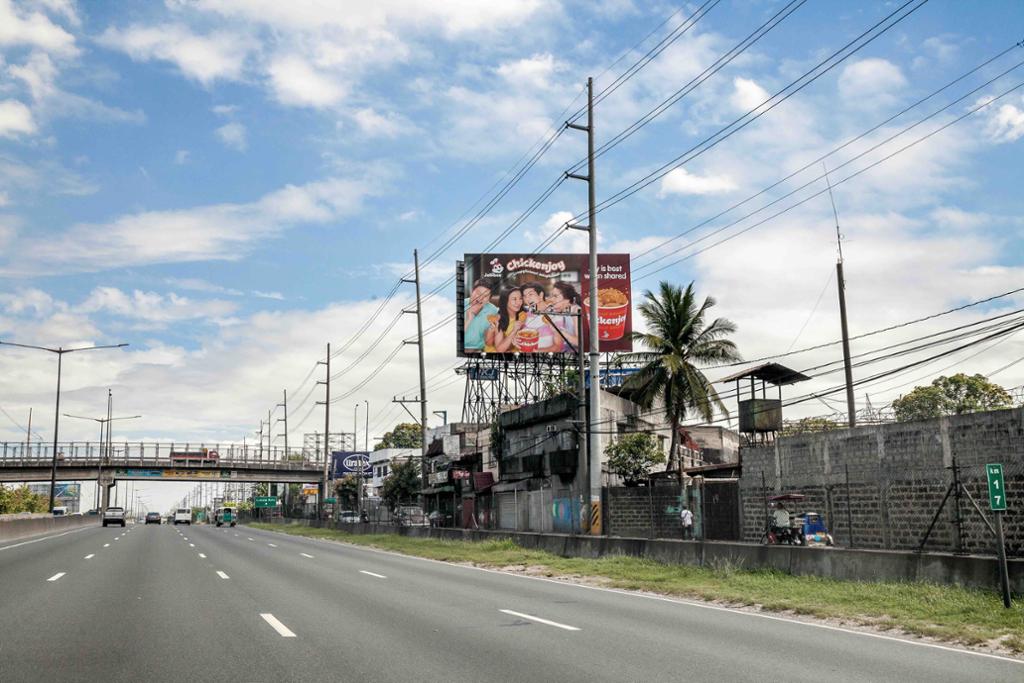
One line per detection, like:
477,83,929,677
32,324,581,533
103,543,110,548
247,537,254,541
198,553,207,559
267,543,277,548
189,543,195,547
216,570,230,579
360,570,387,579
299,553,314,559
260,613,296,638
499,609,580,632
47,572,66,582
84,554,95,560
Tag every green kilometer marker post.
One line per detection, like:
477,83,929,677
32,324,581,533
985,463,1011,608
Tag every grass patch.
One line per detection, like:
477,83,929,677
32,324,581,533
248,523,1024,654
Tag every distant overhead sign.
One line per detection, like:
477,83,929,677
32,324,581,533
254,496,278,508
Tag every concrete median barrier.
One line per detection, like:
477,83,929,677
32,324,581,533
0,513,97,544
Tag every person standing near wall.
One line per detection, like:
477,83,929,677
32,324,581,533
680,505,694,540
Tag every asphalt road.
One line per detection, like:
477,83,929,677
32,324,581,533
0,522,1020,682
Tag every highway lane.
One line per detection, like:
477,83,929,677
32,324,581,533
203,523,1024,682
1,522,1020,682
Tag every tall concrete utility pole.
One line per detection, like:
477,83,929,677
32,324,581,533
316,344,331,519
824,164,856,428
24,407,31,459
566,76,602,534
277,390,288,457
401,250,429,496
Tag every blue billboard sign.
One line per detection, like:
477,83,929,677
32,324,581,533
331,451,371,478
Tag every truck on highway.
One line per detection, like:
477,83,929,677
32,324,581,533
102,507,126,527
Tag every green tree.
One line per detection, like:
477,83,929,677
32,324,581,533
380,423,422,449
0,484,48,513
781,416,842,436
605,432,666,486
621,282,740,470
334,474,359,509
381,458,421,507
892,373,1013,422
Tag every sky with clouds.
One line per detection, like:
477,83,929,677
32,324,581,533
2,1,1024,509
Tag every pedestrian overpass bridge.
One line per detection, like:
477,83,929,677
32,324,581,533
0,441,327,485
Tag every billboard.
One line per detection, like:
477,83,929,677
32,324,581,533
331,451,371,478
459,253,632,356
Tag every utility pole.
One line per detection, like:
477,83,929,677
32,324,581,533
267,409,272,460
566,76,602,534
316,344,331,520
24,407,32,458
277,390,288,457
824,164,856,428
257,420,264,462
277,389,289,514
401,250,429,500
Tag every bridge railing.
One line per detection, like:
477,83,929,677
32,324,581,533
0,442,327,469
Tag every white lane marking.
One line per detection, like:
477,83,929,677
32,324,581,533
499,609,580,631
114,537,119,541
103,543,110,548
183,537,188,541
0,525,93,552
198,553,207,559
189,543,195,548
299,552,314,559
84,554,95,560
260,613,296,638
234,533,239,537
216,570,230,579
47,572,66,582
267,543,277,548
247,537,254,541
360,570,386,579
317,538,1024,666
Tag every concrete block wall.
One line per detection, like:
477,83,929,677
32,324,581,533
606,485,683,538
740,408,1024,556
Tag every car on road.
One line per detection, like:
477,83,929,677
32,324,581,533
339,510,360,523
396,505,429,527
52,506,68,516
144,512,162,525
102,507,126,527
173,508,192,525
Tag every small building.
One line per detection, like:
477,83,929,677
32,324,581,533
421,423,493,528
368,448,418,498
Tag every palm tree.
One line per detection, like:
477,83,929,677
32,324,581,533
621,281,740,473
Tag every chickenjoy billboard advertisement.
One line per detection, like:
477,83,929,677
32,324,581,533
460,253,632,356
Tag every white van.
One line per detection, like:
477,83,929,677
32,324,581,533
173,508,192,525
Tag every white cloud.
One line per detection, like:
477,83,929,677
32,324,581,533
212,104,238,116
977,95,1024,143
267,55,347,108
164,277,243,296
731,77,770,112
0,0,78,56
97,23,252,85
174,149,190,164
352,107,412,139
658,168,737,196
77,287,237,325
252,290,285,300
0,99,37,137
215,121,247,151
838,58,907,106
0,171,389,275
0,191,9,207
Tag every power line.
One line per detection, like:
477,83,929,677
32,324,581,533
631,40,1024,267
636,77,1024,280
562,0,930,230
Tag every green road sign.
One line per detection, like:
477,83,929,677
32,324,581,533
986,463,1007,511
323,497,337,504
254,496,278,508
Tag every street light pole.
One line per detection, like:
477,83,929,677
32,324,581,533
65,409,141,512
0,340,128,511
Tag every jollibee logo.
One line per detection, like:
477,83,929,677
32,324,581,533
490,258,504,274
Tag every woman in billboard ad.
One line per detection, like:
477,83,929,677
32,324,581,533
462,253,631,356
